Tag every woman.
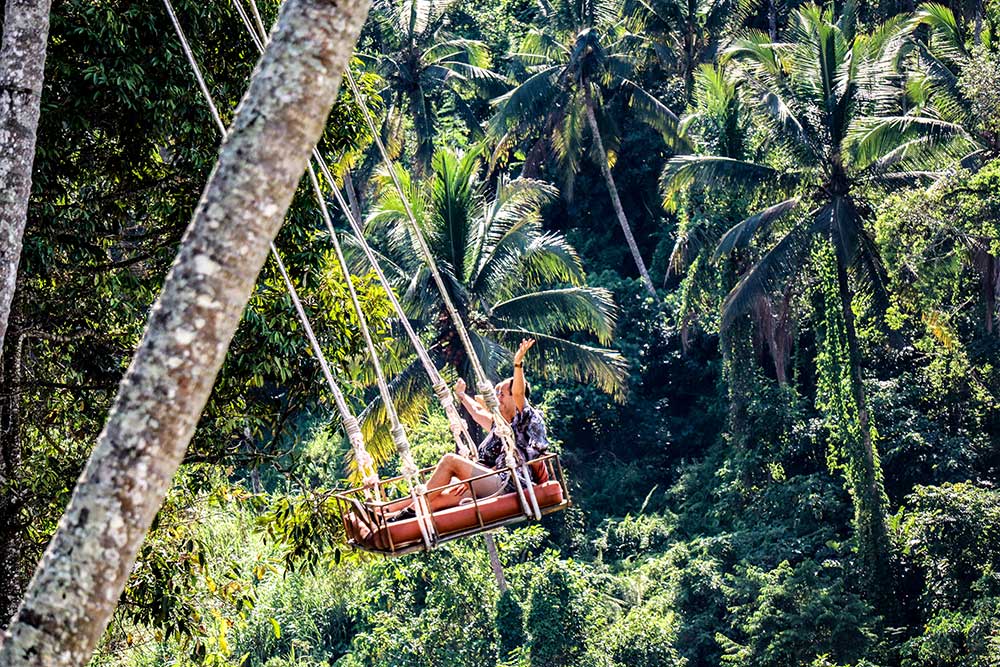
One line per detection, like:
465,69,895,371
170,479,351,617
390,338,548,521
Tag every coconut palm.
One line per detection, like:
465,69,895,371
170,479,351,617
669,65,799,380
623,0,745,97
355,147,627,462
900,4,1000,158
887,3,1000,332
489,0,684,297
662,5,968,605
362,0,507,173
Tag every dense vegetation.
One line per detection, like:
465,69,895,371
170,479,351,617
2,0,999,665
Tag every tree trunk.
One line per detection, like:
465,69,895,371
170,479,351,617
0,0,52,357
582,86,657,297
0,326,25,627
982,252,997,335
0,0,370,663
484,533,508,592
835,257,894,608
768,0,778,40
344,170,363,223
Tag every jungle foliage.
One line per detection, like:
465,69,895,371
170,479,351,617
2,0,999,665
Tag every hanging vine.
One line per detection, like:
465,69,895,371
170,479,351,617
812,241,889,571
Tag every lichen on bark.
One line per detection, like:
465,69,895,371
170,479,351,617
0,0,52,356
0,0,53,630
0,0,371,664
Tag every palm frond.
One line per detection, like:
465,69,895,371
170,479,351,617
423,38,493,68
724,31,788,76
355,356,434,475
517,232,586,285
471,177,561,292
491,286,617,343
851,219,893,318
848,114,971,171
431,148,481,280
515,28,570,66
492,328,628,399
623,79,693,151
489,66,563,138
720,212,820,331
910,3,969,62
713,197,801,260
660,155,794,209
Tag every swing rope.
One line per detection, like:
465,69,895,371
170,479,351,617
162,0,441,547
159,0,381,479
233,0,476,462
314,153,478,459
225,0,420,486
333,56,541,519
168,0,542,544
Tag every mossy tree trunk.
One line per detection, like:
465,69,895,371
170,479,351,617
0,0,370,663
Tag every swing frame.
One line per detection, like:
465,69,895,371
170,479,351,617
334,453,571,557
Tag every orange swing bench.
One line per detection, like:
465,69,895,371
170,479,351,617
335,453,570,557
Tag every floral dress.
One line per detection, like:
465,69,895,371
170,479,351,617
476,404,549,493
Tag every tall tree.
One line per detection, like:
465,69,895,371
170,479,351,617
363,0,505,173
0,0,374,624
0,0,52,627
0,0,370,663
903,3,1000,158
662,5,964,608
490,0,679,296
0,0,51,358
624,0,743,97
902,3,1000,333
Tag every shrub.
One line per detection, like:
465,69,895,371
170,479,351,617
897,483,1000,612
496,589,528,659
718,559,875,667
603,607,687,667
527,559,588,667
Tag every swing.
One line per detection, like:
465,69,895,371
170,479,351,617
335,454,568,557
163,0,571,557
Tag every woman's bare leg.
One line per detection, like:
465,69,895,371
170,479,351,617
424,453,493,498
391,453,499,516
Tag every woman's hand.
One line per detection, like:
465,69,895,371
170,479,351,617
441,483,467,498
513,338,535,366
455,378,467,395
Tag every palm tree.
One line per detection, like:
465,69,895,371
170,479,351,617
623,0,743,97
489,0,682,297
665,64,796,381
902,4,999,158
902,4,1000,333
662,5,965,604
356,147,627,461
362,0,506,173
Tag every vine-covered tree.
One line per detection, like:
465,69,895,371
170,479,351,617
662,4,965,606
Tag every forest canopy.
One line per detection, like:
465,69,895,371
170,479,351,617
0,0,998,665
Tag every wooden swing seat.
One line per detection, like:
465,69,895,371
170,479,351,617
335,454,570,557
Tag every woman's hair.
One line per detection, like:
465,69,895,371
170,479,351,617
506,376,531,400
